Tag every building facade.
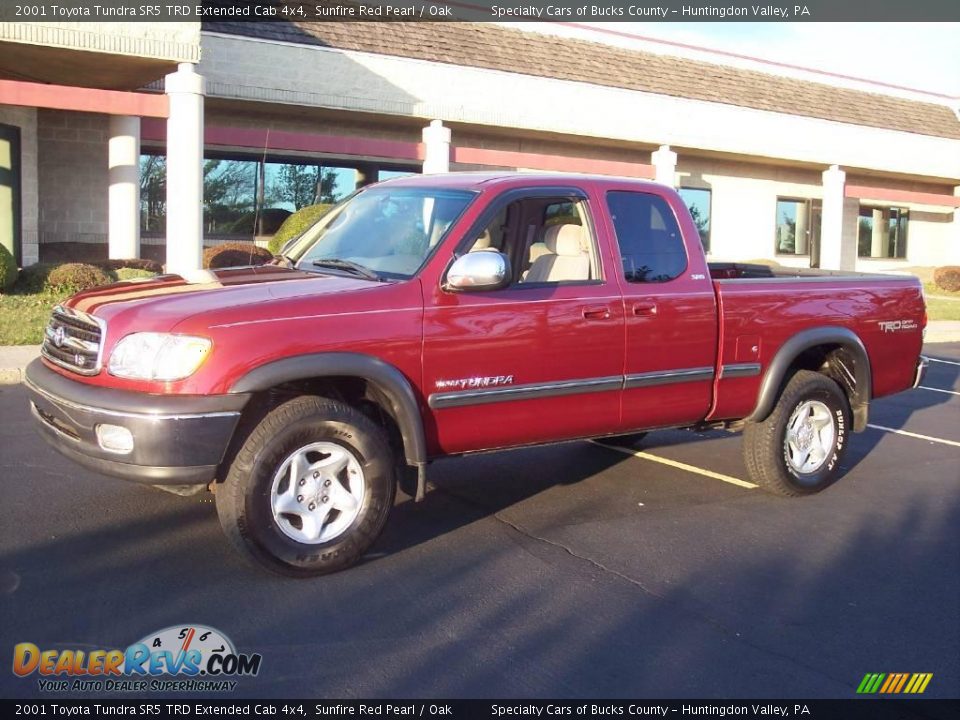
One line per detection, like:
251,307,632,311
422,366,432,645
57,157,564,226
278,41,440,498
1,20,958,274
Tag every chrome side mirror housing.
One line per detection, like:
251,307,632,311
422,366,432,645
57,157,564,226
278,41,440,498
445,251,511,292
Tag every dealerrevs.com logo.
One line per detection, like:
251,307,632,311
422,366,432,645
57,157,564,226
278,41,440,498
12,625,262,693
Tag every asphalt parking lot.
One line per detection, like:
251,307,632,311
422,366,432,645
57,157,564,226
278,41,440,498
1,344,958,700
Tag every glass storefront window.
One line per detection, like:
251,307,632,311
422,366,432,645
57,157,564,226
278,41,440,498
857,206,908,259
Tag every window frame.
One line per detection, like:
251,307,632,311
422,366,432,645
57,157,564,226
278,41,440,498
443,187,605,291
773,196,816,258
856,205,909,261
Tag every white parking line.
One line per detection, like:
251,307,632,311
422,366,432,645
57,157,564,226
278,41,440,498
588,439,758,489
867,424,960,448
918,385,960,397
927,357,960,366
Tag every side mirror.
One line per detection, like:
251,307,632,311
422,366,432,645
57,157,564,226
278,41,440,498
445,251,511,292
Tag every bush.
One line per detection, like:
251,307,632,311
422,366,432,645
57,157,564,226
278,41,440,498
202,242,274,270
15,263,56,293
268,203,333,255
933,266,960,293
0,245,18,291
115,267,158,282
46,263,113,293
95,258,164,274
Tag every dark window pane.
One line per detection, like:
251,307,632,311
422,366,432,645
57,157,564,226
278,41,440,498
140,154,166,235
775,199,811,255
606,191,687,283
678,187,711,252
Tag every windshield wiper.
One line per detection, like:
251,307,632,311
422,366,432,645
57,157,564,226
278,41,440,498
310,258,382,281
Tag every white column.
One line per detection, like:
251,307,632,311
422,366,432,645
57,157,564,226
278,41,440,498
870,208,886,258
421,120,450,174
795,205,808,255
651,145,677,187
164,63,205,274
819,165,848,270
108,116,141,260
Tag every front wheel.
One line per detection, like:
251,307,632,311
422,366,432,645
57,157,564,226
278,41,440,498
742,370,851,496
216,396,396,577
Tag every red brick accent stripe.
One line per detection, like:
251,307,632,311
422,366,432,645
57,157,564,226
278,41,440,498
141,119,424,162
0,79,168,118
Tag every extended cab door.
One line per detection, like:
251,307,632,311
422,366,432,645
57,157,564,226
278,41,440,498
602,187,718,431
421,187,625,455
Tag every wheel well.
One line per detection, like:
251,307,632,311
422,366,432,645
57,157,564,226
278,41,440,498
779,343,869,430
216,376,407,482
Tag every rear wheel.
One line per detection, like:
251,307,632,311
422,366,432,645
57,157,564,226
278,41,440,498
743,370,850,496
216,395,396,577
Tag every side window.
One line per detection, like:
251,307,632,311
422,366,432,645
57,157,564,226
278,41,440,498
606,191,687,283
520,198,598,284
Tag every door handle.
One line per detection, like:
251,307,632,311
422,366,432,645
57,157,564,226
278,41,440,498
632,302,658,317
582,305,611,320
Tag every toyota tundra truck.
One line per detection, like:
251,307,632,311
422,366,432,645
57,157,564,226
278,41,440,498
24,173,928,576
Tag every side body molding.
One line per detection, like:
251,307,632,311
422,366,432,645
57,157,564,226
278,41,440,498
230,353,427,467
749,326,872,432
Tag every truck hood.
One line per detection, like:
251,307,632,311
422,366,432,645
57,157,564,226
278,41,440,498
65,265,381,331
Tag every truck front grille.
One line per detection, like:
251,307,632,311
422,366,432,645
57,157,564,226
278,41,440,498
41,305,105,376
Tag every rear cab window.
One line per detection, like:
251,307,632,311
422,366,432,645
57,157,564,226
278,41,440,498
606,191,688,283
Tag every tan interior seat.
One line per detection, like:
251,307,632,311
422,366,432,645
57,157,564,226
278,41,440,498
523,224,590,283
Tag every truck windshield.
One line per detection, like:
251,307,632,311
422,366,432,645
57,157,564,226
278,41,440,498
290,187,476,280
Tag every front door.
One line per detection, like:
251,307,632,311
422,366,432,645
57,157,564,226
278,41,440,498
422,190,625,455
0,123,21,266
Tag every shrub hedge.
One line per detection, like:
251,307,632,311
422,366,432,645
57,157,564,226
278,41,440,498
268,203,333,255
202,242,274,270
0,244,17,291
46,263,113,293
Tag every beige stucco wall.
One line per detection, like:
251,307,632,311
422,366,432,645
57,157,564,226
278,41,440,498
0,105,39,266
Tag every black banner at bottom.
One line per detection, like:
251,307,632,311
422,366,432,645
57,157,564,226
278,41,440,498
2,700,958,720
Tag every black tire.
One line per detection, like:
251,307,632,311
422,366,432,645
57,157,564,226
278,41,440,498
216,395,396,577
743,370,851,497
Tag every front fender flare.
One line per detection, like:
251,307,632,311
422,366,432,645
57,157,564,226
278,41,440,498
748,326,872,432
229,353,427,467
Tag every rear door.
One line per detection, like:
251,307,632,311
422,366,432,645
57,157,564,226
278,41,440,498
603,188,718,430
421,187,625,454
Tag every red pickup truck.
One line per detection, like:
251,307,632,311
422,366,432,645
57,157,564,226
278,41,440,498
25,173,928,576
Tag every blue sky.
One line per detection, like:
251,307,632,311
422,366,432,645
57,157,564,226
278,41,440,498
583,22,960,97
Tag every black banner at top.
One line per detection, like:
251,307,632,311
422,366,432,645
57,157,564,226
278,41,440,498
2,0,960,22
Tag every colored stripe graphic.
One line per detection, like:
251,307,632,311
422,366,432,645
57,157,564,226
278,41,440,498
857,672,932,694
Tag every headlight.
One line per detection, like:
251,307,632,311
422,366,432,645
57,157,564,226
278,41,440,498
108,333,211,381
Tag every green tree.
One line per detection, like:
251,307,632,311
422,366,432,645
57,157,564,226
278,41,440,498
273,164,339,209
140,155,166,232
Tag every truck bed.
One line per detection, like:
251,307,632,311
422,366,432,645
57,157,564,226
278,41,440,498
706,263,925,423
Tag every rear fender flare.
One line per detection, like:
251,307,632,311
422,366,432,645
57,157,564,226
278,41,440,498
229,353,426,467
748,327,872,432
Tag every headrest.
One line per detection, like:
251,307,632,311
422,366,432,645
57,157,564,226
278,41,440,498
472,230,492,250
543,224,584,256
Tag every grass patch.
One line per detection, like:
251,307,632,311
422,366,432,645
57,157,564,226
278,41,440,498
0,290,69,345
923,282,960,321
926,297,960,322
924,281,960,298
